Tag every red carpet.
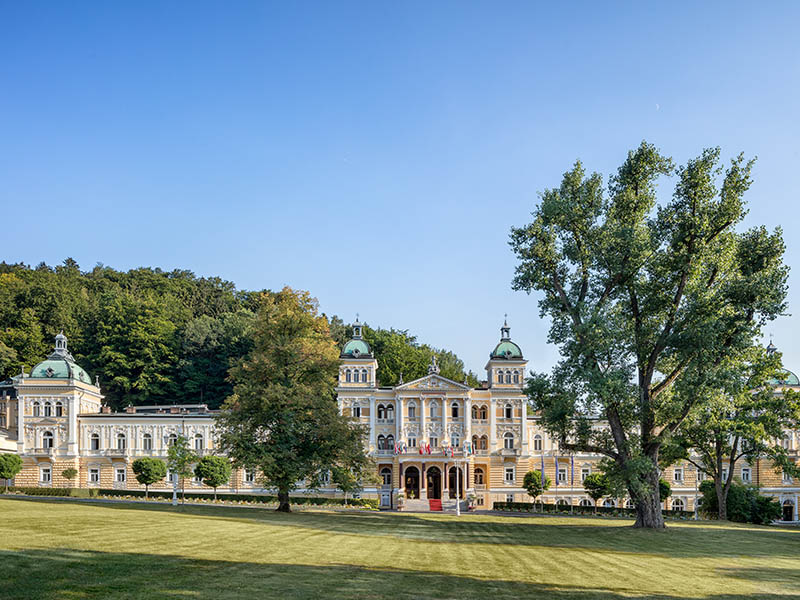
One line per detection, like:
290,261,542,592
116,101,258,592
428,499,443,511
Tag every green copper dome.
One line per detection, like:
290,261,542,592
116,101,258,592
342,339,371,358
30,333,94,385
491,340,523,359
768,369,800,386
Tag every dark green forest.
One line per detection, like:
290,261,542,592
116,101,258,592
0,259,479,409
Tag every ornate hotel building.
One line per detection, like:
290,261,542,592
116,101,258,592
1,328,799,521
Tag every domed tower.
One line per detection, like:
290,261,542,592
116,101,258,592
339,317,378,388
766,340,800,387
16,333,103,478
485,318,526,388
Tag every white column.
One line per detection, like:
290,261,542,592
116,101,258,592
68,396,79,456
442,397,448,445
420,397,426,445
17,395,25,453
465,397,472,446
520,399,528,451
395,395,402,443
489,399,497,449
369,397,376,450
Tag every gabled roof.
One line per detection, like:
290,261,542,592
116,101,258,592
395,373,471,392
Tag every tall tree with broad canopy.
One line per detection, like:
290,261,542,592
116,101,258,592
0,454,23,492
511,142,788,528
132,457,167,499
217,287,369,512
661,344,800,521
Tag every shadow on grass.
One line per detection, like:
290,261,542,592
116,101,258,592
2,548,800,600
5,496,800,561
719,567,800,585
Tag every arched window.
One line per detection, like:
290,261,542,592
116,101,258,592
386,404,394,420
480,435,488,450
513,371,520,384
783,434,792,450
451,435,460,447
33,402,41,417
533,435,543,451
90,433,100,450
471,405,478,419
505,371,512,384
377,435,386,450
603,499,616,508
408,402,417,419
380,467,392,486
117,432,126,450
504,404,513,419
377,404,385,419
168,433,178,447
451,402,459,418
479,405,488,420
386,435,395,449
503,432,515,449
345,370,351,383
625,498,635,509
42,431,54,449
556,499,569,506
352,370,359,383
55,401,63,417
671,498,685,511
44,402,52,417
496,370,502,383
429,402,438,419
361,369,368,383
472,435,479,449
579,498,593,507
194,434,204,451
142,433,153,450
474,468,485,485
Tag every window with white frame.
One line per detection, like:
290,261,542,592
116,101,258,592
40,466,51,483
194,434,204,451
513,371,520,384
408,403,416,419
505,493,514,503
783,471,793,484
115,468,126,483
475,496,484,506
671,498,685,510
722,468,729,482
581,466,590,482
90,433,100,450
451,402,459,418
33,402,40,417
504,467,515,483
44,402,52,417
533,435,542,452
673,468,683,483
116,433,126,450
42,431,54,449
55,402,63,417
430,437,438,448
474,468,485,485
345,370,351,383
245,470,256,483
579,498,593,507
504,404,513,419
451,435,460,448
380,468,391,485
352,405,361,418
408,437,417,447
558,468,567,484
352,370,359,383
142,433,152,450
386,404,394,420
503,432,514,449
741,467,751,483
168,434,178,447
88,468,100,484
166,469,176,484
429,402,438,419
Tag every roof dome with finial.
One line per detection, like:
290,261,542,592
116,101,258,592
30,332,93,384
341,316,372,358
766,340,800,386
490,316,523,359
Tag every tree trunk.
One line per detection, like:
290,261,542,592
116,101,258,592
145,485,149,500
214,487,217,502
632,469,665,529
715,478,728,521
276,489,291,512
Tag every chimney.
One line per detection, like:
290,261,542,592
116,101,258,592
101,405,111,414
125,406,136,414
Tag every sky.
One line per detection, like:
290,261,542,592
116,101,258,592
1,1,799,377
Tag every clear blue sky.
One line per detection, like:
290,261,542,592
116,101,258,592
2,1,799,377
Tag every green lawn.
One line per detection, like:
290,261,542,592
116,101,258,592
1,497,799,599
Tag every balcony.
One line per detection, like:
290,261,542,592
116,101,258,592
499,448,520,457
374,449,394,456
29,447,54,457
376,418,395,425
106,448,127,457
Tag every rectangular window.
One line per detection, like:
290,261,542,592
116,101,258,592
408,438,417,447
741,468,751,483
476,496,484,506
193,475,203,485
430,437,438,448
143,436,152,450
89,468,100,484
166,469,176,484
674,468,683,483
505,493,514,503
783,471,793,484
505,467,515,484
41,467,51,483
245,470,256,483
352,406,361,418
581,468,590,482
558,468,567,483
451,436,460,448
697,470,705,482
722,469,729,482
115,468,126,483
408,406,416,419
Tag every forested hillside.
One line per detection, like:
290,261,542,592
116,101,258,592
0,259,478,408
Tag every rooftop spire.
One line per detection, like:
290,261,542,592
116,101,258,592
51,331,74,360
500,316,511,341
352,315,363,339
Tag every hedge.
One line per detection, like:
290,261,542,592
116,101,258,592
492,501,693,519
5,487,378,508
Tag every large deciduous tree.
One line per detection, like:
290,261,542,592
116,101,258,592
0,454,23,492
511,142,788,528
662,345,800,520
193,456,232,501
217,287,368,512
132,457,167,500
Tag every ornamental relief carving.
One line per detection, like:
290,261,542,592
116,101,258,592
496,424,521,436
424,423,442,435
402,424,419,436
446,423,463,435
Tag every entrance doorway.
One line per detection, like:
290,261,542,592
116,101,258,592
427,466,442,500
405,467,420,500
783,500,795,521
448,466,463,499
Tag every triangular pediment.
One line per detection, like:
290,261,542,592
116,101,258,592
396,374,470,391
